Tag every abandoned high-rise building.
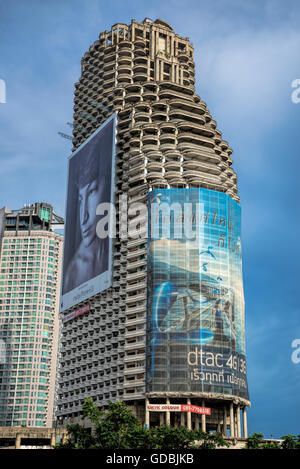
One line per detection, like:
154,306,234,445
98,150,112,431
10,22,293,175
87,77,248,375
57,18,250,438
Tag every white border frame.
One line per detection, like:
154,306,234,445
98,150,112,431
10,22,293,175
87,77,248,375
60,113,117,312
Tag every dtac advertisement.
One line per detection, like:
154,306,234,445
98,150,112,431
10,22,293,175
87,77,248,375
60,114,116,311
146,188,249,401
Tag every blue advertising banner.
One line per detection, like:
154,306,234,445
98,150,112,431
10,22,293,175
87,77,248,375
146,188,249,401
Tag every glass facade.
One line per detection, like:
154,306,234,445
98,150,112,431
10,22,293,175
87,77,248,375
146,188,249,401
0,235,61,426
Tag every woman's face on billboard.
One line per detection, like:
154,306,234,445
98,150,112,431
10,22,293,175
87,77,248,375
78,178,104,247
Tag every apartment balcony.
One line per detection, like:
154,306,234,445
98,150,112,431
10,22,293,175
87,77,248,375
125,315,146,327
125,303,146,316
182,160,220,175
124,342,145,352
124,366,146,376
125,330,145,340
126,280,146,292
127,247,146,259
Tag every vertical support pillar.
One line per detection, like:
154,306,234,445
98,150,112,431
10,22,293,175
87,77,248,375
166,398,170,426
147,57,151,80
187,398,192,430
170,36,174,57
180,411,185,427
15,433,21,449
237,405,241,438
155,58,159,81
50,431,56,448
145,398,150,429
160,60,164,81
201,400,206,432
195,415,200,430
160,412,165,426
171,63,175,82
223,406,227,436
243,407,248,438
111,27,114,46
217,422,221,434
230,402,235,438
150,28,154,58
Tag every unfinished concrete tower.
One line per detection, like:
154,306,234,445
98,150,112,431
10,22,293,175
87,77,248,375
57,18,250,438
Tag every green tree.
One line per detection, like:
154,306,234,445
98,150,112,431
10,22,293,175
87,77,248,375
245,433,300,450
56,399,228,450
88,400,148,449
246,433,264,449
280,435,300,450
56,423,95,449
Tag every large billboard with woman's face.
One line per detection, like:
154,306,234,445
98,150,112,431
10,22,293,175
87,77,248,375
146,188,249,402
60,114,116,311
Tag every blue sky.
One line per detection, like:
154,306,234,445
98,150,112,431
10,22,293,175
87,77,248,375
1,0,300,437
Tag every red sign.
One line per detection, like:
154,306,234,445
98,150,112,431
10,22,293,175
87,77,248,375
62,304,90,323
181,405,211,415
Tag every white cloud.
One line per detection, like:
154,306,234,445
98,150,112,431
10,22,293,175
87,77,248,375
194,26,300,135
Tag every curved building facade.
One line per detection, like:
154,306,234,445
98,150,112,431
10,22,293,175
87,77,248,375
57,18,250,437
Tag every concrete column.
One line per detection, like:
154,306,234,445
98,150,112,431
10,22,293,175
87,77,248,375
217,422,221,434
170,36,174,57
171,63,175,82
201,400,206,432
50,431,56,448
145,398,150,429
230,402,234,438
155,58,159,81
160,412,165,426
150,28,154,58
147,57,151,79
187,398,192,430
180,412,185,427
237,405,241,438
195,415,200,430
15,433,21,450
223,406,227,436
111,28,114,45
243,407,248,438
161,61,164,81
166,398,170,426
